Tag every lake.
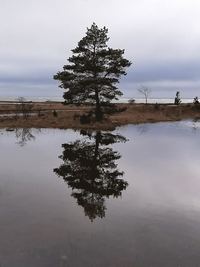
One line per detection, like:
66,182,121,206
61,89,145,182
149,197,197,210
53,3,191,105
0,120,200,267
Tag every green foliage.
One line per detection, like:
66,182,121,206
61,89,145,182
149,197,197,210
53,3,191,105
54,23,131,121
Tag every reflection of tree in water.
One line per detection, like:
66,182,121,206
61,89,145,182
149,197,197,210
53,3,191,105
137,124,149,135
15,128,39,146
54,130,128,221
192,118,200,132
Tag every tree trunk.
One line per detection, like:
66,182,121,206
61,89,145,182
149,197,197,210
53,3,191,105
95,89,102,121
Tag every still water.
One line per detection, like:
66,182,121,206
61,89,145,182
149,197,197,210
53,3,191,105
0,121,200,267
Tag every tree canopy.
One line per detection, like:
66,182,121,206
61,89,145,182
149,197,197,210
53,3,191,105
54,23,131,120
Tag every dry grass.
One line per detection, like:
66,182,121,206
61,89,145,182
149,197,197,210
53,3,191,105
0,102,200,130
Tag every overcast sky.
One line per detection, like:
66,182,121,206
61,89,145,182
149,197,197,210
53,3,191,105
0,0,199,99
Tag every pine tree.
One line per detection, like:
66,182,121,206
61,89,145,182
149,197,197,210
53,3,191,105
54,23,131,121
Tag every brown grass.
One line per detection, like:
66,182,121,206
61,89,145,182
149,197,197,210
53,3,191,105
0,102,200,130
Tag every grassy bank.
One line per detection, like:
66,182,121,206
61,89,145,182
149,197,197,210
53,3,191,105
0,102,200,130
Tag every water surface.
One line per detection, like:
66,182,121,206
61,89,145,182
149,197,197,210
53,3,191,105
0,121,200,266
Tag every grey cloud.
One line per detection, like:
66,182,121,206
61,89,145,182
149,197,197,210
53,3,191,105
0,0,199,98
125,61,200,83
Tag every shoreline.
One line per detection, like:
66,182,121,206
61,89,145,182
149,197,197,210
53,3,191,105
0,102,200,130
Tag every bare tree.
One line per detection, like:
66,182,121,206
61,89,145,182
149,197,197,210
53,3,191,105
15,97,34,119
138,86,151,104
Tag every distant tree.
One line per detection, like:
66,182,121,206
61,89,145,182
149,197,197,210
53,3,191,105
138,86,151,104
16,97,33,119
54,23,131,121
128,98,135,104
193,96,199,104
174,91,181,105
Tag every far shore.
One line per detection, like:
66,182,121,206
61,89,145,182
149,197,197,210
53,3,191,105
0,102,200,130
